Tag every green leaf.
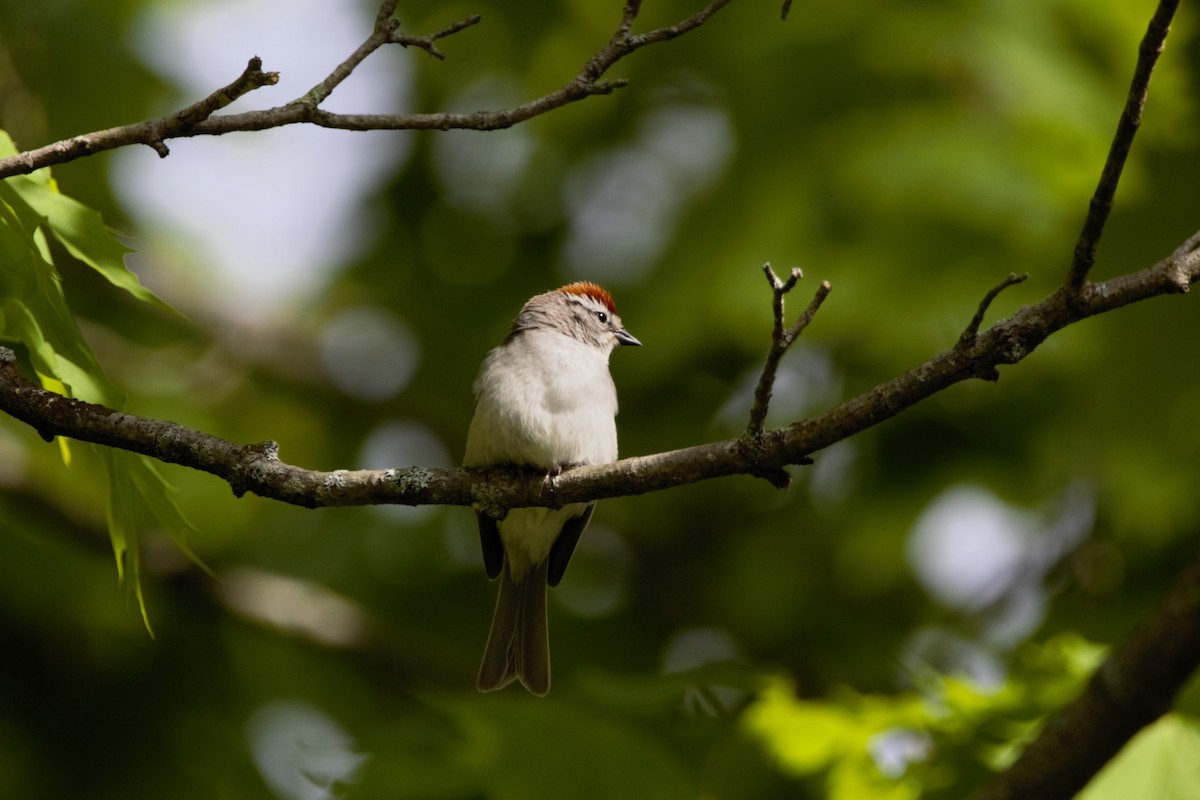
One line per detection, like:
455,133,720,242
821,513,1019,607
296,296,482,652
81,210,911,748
130,455,215,579
30,182,173,313
1080,715,1200,800
0,133,202,630
1,175,177,315
0,193,123,406
102,448,152,635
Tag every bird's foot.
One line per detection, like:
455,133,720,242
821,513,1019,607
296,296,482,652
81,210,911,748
539,465,564,497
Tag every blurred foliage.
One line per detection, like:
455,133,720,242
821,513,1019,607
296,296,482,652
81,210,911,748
745,633,1107,799
1,0,1200,797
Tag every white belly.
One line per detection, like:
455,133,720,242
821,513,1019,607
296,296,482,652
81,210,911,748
500,504,588,580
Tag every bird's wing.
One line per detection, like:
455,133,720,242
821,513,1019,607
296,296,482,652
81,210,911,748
547,503,595,587
477,511,504,580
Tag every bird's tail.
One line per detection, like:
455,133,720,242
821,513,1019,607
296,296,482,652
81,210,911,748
477,558,550,696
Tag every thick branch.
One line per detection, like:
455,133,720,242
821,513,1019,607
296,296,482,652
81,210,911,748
1,232,1196,515
0,0,733,180
971,544,1200,800
1065,0,1180,294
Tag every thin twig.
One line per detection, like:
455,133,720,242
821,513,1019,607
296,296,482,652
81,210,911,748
174,56,279,128
785,280,833,343
1065,0,1180,295
296,11,482,108
745,264,831,489
152,56,280,155
395,12,485,59
2,57,278,168
959,272,1029,347
627,0,732,48
747,264,803,438
744,275,830,491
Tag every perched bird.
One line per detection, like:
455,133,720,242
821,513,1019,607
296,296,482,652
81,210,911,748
464,282,640,695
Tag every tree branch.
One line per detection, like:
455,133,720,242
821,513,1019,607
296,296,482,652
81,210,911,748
0,57,280,168
971,543,1200,800
959,273,1029,348
954,272,1031,381
1,231,1196,517
747,264,804,437
294,7,482,108
1065,0,1180,295
0,0,734,179
742,264,831,487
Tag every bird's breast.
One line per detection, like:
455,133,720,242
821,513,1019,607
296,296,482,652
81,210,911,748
464,334,619,468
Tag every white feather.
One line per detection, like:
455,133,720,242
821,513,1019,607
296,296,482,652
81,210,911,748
464,327,619,575
464,328,618,468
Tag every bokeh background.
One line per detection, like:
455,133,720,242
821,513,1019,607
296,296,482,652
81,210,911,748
1,0,1199,797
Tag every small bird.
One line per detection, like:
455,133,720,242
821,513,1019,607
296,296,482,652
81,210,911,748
464,281,640,695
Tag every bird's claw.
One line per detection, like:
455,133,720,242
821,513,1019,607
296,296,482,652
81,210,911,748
538,466,564,497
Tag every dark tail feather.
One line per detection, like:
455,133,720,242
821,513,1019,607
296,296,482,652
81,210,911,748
477,559,551,696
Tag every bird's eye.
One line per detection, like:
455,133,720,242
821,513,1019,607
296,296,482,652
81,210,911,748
595,310,608,324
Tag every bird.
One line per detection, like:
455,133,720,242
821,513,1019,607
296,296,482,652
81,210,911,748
464,281,640,696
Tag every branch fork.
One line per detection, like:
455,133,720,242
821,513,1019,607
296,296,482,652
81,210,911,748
1064,0,1179,298
1165,231,1200,293
741,263,831,488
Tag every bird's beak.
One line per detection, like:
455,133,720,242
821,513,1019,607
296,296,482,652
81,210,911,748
615,329,642,347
